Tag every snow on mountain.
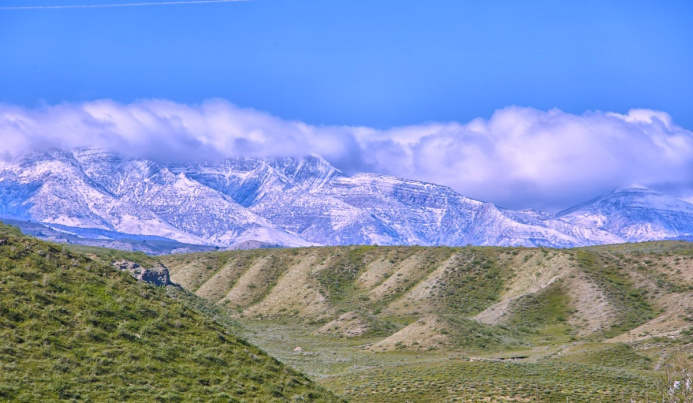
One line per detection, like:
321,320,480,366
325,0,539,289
236,169,621,247
467,206,624,247
73,148,311,247
0,149,205,245
0,148,690,250
168,158,290,208
319,173,480,245
0,149,308,247
269,154,346,191
557,185,693,242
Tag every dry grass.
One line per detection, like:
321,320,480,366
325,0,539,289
156,242,693,401
243,254,335,320
367,315,451,352
194,255,250,302
220,256,273,307
315,311,370,338
384,254,460,316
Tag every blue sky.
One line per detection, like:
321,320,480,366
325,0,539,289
1,0,693,210
1,0,692,128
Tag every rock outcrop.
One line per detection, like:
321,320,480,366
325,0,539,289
113,260,173,286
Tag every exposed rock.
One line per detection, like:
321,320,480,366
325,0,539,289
113,260,173,286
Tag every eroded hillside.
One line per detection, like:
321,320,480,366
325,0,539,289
162,243,693,349
161,242,693,401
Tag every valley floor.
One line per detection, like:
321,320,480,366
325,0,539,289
238,321,666,402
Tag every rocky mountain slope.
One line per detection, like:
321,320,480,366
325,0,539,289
1,148,691,251
0,223,339,401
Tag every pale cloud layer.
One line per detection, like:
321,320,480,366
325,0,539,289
1,99,692,211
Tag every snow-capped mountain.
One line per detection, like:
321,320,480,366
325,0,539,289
557,185,693,242
0,149,203,245
0,149,310,248
0,148,690,252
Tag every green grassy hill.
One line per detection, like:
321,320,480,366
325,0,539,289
6,219,692,402
0,224,339,402
161,243,693,401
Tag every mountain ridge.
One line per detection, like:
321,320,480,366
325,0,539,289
557,185,693,242
1,147,691,252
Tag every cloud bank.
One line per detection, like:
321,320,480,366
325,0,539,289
1,98,692,211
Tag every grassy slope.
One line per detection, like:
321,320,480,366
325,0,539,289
161,243,693,401
322,358,653,402
0,224,339,402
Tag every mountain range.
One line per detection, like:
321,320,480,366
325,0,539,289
0,148,691,253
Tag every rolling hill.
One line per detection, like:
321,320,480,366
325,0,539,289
0,223,339,401
161,242,693,401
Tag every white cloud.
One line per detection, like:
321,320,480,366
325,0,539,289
1,99,692,211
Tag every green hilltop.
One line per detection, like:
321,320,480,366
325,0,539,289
0,223,339,402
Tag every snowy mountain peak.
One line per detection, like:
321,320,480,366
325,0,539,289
22,147,74,162
268,154,345,190
557,185,693,242
1,148,691,252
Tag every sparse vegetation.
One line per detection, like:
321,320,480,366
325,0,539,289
575,249,657,338
10,224,693,401
162,241,693,401
507,282,574,342
435,251,506,316
656,350,693,403
323,358,656,402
